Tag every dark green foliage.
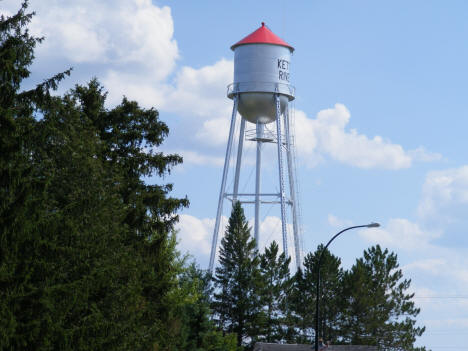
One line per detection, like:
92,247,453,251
0,2,192,350
209,217,426,350
200,331,240,351
305,245,344,344
0,3,428,350
285,245,426,350
66,80,189,349
286,246,343,344
177,264,240,351
70,80,187,235
341,245,426,351
258,241,292,343
178,264,214,350
0,3,71,348
211,202,262,348
38,83,190,350
285,268,313,343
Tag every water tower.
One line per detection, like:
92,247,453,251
209,23,302,271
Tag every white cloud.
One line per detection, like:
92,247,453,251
28,0,178,81
418,166,468,220
193,102,441,170
177,150,224,167
176,214,299,266
257,216,288,251
3,1,440,172
327,214,353,228
14,0,233,115
162,59,233,119
196,117,231,145
408,147,443,162
176,214,217,258
402,258,468,304
293,104,438,170
404,258,447,276
250,216,301,265
103,70,170,107
104,58,233,121
359,218,440,250
104,57,233,114
1,0,179,107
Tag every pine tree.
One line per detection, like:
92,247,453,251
341,245,426,351
211,202,262,348
285,268,313,343
303,245,345,344
259,241,291,343
285,247,343,344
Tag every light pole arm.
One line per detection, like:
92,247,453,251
318,225,372,267
314,223,379,351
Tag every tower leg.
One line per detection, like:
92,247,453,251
275,94,288,257
284,104,301,269
233,118,246,203
254,122,264,250
209,95,239,272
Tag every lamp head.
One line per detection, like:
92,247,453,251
367,222,380,228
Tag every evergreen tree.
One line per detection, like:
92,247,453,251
0,3,74,348
1,3,190,349
303,245,345,344
67,80,189,349
341,245,426,351
286,247,343,344
178,263,240,351
0,3,430,350
211,202,262,349
178,264,214,350
285,268,313,343
259,241,291,343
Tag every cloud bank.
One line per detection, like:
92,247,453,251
1,0,441,170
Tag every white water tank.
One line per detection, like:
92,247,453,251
228,23,295,124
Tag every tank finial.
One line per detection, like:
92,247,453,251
261,22,265,27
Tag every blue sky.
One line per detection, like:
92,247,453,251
3,0,468,349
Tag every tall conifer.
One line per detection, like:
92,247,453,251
259,241,291,343
285,268,313,343
1,3,189,349
211,202,262,348
304,245,344,344
341,245,427,351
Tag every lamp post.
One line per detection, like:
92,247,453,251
314,223,380,351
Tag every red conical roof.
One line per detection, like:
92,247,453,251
231,22,294,51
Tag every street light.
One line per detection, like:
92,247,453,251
314,223,380,351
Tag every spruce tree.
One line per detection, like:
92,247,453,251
259,241,291,343
341,245,426,351
64,80,190,350
211,202,262,348
1,3,190,349
0,3,73,348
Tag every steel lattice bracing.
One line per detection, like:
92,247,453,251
209,94,302,272
209,95,239,271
